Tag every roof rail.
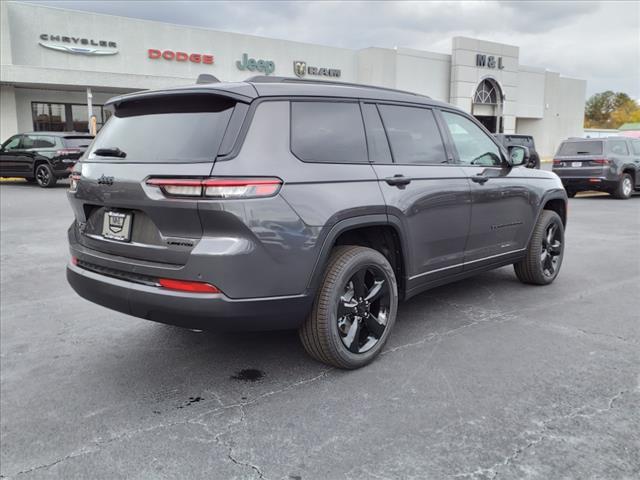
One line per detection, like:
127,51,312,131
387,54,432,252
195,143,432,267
245,75,429,98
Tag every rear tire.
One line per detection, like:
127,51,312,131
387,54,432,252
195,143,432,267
514,210,564,285
299,246,398,369
612,173,633,199
35,164,56,188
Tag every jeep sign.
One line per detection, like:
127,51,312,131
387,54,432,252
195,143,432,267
236,53,275,75
476,54,504,70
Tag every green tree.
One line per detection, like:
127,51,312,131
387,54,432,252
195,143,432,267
584,91,634,128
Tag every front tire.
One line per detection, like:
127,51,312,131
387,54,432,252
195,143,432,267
612,173,633,199
299,246,398,369
514,210,565,285
35,164,57,188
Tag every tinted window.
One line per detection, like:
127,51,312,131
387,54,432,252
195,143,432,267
2,136,22,151
378,105,446,164
442,111,502,166
24,135,57,149
608,140,629,155
361,104,392,164
64,137,93,148
557,141,603,156
506,136,533,147
88,95,235,163
632,140,640,155
291,102,367,163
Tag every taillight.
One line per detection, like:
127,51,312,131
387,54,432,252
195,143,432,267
56,148,82,156
591,159,610,165
553,159,561,166
158,278,220,293
146,178,203,197
71,256,78,265
69,172,81,192
146,177,283,199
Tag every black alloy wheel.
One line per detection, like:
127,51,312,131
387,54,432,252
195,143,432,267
514,210,564,285
35,164,56,188
540,222,562,278
299,245,398,369
336,265,391,354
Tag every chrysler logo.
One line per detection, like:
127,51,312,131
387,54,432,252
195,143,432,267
97,175,114,186
39,34,118,56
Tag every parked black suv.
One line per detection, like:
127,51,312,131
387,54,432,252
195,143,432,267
494,134,541,168
553,137,640,199
0,132,93,187
66,77,568,369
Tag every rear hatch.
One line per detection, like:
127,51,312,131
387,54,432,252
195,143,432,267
552,140,607,178
69,92,246,265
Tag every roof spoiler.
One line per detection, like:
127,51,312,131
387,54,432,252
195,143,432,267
196,74,221,84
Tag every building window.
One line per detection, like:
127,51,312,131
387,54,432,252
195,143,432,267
31,102,112,133
32,103,67,131
473,79,499,105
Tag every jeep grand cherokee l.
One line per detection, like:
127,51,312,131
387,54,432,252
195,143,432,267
66,76,568,369
0,132,93,187
553,137,640,199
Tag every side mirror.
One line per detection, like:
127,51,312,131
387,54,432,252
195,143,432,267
508,145,530,166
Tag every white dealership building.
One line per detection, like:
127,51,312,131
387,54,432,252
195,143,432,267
1,1,586,157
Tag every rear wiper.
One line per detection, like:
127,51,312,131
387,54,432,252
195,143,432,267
94,147,126,158
576,151,590,154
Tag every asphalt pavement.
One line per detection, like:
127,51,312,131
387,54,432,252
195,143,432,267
1,179,639,479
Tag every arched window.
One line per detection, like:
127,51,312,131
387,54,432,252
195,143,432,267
473,79,501,105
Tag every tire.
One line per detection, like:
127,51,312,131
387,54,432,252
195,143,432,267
514,210,565,285
35,164,57,188
612,173,633,199
299,245,398,369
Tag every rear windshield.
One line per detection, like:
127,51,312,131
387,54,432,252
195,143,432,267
88,95,235,162
64,137,93,148
505,136,532,147
557,140,603,156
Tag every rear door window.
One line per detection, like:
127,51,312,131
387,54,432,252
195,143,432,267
608,140,629,155
632,140,640,155
557,141,603,156
88,95,236,162
378,105,446,164
291,101,368,163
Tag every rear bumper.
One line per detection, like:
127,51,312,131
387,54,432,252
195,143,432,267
67,263,312,331
559,177,618,192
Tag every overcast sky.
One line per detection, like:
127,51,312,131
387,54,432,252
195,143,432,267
24,0,640,100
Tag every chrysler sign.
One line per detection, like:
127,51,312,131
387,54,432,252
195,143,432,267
39,34,118,56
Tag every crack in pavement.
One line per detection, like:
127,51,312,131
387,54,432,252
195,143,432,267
7,369,334,479
452,390,629,479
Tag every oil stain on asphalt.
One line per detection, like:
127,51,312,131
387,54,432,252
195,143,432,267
231,369,265,382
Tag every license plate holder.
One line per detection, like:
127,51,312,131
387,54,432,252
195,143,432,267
102,210,133,242
572,162,582,167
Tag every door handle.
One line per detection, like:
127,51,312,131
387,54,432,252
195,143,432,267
385,175,412,187
471,174,489,184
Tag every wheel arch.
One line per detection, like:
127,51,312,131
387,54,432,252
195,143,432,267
307,215,409,299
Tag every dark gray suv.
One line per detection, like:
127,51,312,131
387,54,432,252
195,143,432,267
553,137,640,199
66,77,568,369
